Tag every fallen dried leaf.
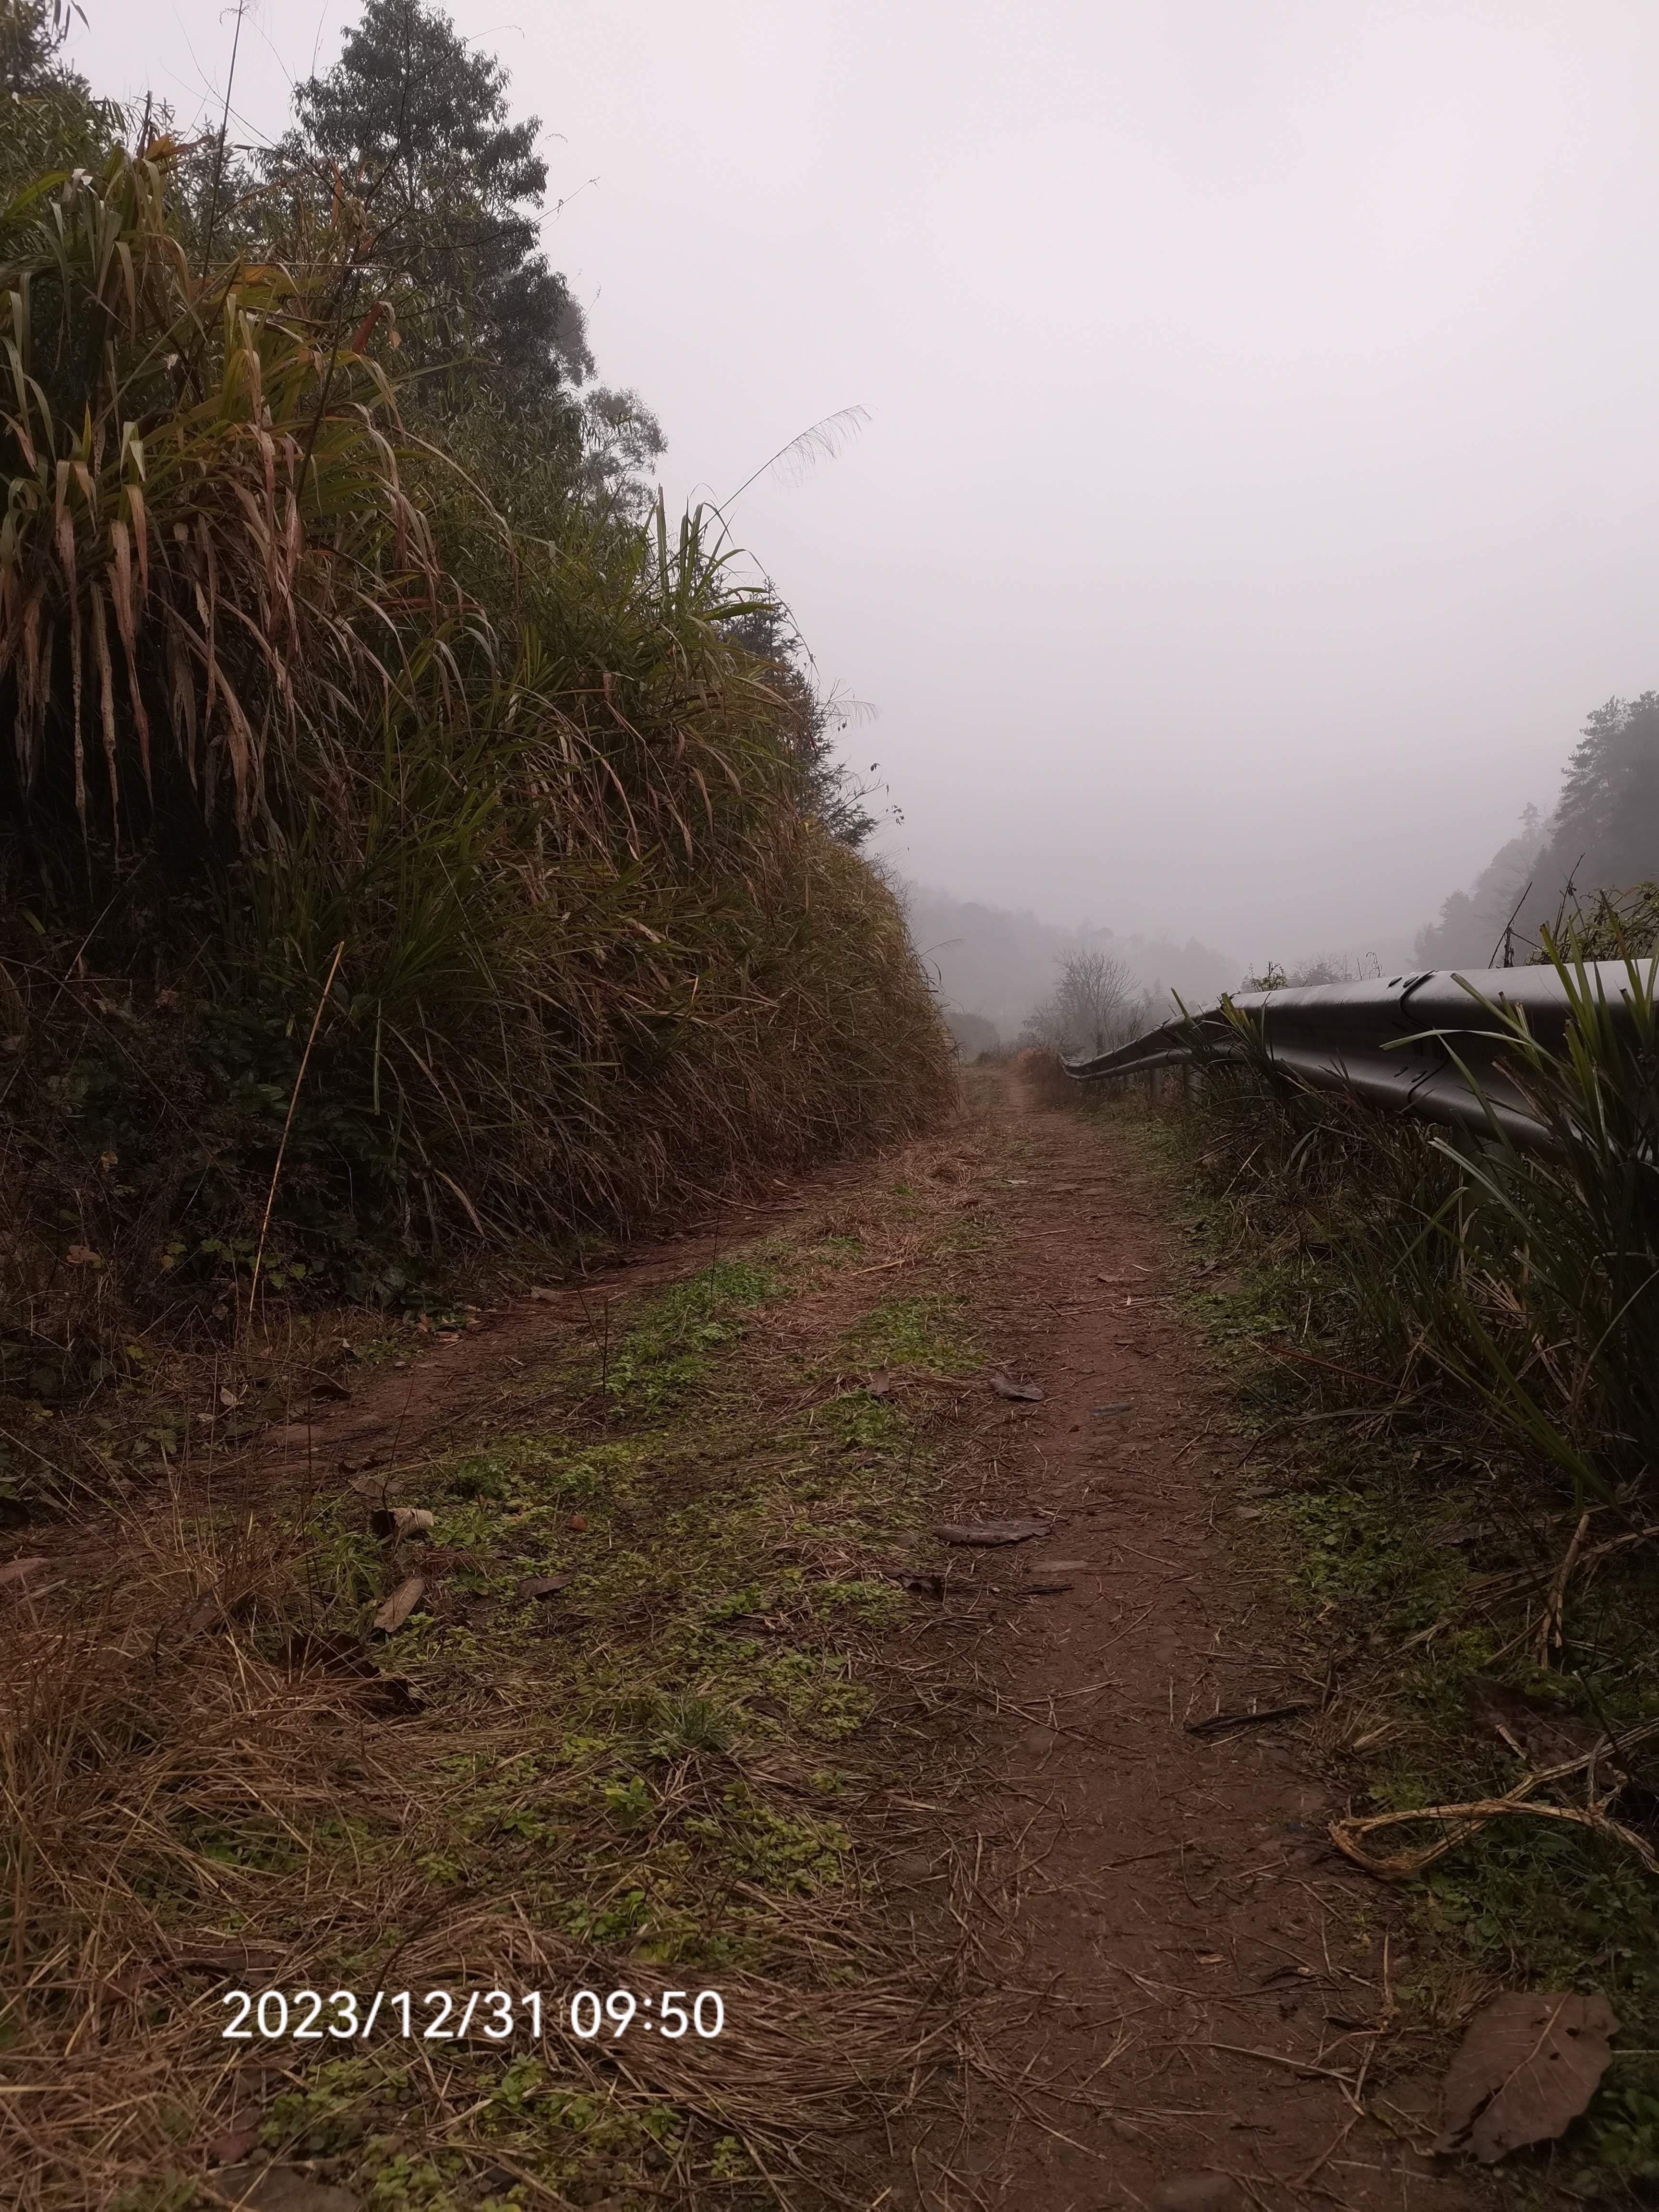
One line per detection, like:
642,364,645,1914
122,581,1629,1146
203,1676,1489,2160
872,1562,946,1597
372,1576,424,1635
204,2124,262,2166
934,1517,1051,1547
279,1633,423,1715
989,1370,1044,1402
172,1589,227,1643
1186,1703,1313,1738
1434,1990,1620,2163
515,1573,576,1601
369,1506,434,1543
177,1944,284,1978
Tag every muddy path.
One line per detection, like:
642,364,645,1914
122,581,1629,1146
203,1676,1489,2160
937,1070,1475,2212
261,1064,1472,2208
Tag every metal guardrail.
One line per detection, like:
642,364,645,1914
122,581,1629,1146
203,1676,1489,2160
1062,961,1659,1149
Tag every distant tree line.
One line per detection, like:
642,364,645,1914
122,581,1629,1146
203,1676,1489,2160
1419,695,1659,966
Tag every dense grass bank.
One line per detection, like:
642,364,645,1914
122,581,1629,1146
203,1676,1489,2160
0,146,953,1432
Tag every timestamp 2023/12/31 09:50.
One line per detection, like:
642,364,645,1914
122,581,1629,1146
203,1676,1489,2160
219,1988,726,2043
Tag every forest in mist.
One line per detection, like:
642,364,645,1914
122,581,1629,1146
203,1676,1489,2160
1417,693,1659,966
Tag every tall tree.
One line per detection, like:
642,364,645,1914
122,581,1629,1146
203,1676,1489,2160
1551,693,1659,891
270,0,592,409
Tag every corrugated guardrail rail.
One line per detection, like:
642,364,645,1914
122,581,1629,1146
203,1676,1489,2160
1062,961,1659,1151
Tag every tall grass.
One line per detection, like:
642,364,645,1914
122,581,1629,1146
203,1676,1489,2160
1184,946,1659,1503
0,146,954,1371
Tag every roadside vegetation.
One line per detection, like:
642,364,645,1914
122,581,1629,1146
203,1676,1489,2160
1103,917,1659,2196
2,10,966,2199
0,0,952,1483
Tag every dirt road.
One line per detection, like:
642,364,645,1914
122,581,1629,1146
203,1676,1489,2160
937,1069,1473,2211
7,1067,1484,2211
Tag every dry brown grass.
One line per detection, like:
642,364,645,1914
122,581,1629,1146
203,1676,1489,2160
0,1133,1061,2212
1005,1048,1070,1109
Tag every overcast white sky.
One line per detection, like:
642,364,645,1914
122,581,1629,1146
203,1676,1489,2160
67,0,1659,966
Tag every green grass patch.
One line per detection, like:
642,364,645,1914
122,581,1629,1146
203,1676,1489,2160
589,1260,780,1420
843,1292,977,1374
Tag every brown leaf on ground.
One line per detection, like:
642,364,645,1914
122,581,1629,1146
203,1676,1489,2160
278,1634,422,1715
1434,1990,1620,2163
369,1506,434,1542
177,1945,285,1978
515,1573,576,1601
934,1517,1051,1546
371,1576,424,1634
989,1370,1044,1401
1464,1678,1606,1766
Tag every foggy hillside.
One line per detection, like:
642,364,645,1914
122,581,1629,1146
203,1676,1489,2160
902,884,1238,1046
1415,807,1551,967
1415,693,1659,966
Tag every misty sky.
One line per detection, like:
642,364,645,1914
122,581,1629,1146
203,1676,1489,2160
67,1,1659,966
